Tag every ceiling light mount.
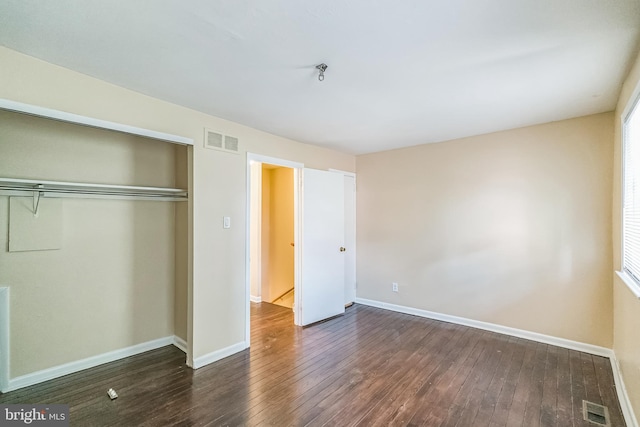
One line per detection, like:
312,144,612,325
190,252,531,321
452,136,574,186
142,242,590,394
316,63,328,81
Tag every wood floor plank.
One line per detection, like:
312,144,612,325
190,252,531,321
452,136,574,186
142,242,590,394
346,323,472,426
539,345,558,426
373,324,471,426
569,349,590,427
452,333,514,426
400,327,487,425
555,347,574,427
0,303,627,427
581,353,601,408
592,355,626,427
415,333,491,425
488,338,528,426
522,342,549,427
251,309,418,426
441,332,509,427
284,314,444,423
474,336,521,425
356,325,477,427
504,339,538,426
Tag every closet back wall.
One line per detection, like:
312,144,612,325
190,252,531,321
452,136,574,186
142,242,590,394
0,110,180,378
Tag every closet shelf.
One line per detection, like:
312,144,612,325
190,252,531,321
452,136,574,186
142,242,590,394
0,177,188,202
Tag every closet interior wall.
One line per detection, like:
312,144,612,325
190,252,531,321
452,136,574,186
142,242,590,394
0,109,188,378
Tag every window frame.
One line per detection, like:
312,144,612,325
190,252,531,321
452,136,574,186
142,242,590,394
619,88,640,298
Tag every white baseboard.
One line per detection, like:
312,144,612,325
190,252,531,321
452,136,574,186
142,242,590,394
4,335,177,393
355,298,612,357
192,341,248,369
250,295,262,303
355,297,640,426
173,336,187,353
610,353,639,427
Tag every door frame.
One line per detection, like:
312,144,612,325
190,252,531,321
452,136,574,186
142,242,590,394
245,153,304,344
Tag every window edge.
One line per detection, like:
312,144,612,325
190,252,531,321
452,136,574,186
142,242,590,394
616,270,640,299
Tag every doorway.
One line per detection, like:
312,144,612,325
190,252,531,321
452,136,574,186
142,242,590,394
259,163,295,310
247,154,303,338
245,154,355,344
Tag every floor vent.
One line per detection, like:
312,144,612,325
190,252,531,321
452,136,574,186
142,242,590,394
583,400,610,426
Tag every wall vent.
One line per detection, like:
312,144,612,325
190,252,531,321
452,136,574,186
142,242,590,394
224,135,239,152
582,400,610,426
205,130,223,149
204,129,239,154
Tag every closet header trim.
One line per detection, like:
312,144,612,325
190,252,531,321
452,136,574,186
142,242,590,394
0,98,194,146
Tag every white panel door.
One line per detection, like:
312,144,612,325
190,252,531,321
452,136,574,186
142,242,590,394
344,175,356,305
300,168,345,326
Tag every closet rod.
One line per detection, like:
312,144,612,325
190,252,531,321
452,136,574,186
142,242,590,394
0,177,187,201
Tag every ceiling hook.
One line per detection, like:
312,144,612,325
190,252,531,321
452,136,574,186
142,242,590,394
316,63,328,82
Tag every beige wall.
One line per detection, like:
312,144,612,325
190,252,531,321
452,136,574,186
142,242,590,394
356,113,614,347
613,50,640,419
0,46,355,370
0,110,180,377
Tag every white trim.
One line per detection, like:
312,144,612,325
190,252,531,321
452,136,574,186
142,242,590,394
254,164,262,306
173,336,188,353
293,168,302,326
610,353,639,427
0,99,193,146
620,111,626,272
343,174,357,305
617,271,640,299
5,336,175,392
621,88,640,293
192,341,248,369
245,156,253,347
0,288,9,393
247,153,304,170
247,162,263,321
621,75,640,121
355,298,612,357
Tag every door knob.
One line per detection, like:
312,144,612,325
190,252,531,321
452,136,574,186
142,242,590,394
340,247,346,252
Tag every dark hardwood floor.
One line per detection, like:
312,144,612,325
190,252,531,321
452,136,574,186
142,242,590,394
0,303,625,426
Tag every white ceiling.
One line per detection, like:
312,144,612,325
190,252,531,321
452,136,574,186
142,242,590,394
1,1,639,154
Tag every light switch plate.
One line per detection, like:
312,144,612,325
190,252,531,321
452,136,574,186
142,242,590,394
223,216,231,229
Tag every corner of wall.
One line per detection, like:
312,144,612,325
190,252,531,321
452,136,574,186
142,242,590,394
0,287,9,393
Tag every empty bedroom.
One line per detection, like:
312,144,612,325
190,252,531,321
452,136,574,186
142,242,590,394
1,1,640,426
